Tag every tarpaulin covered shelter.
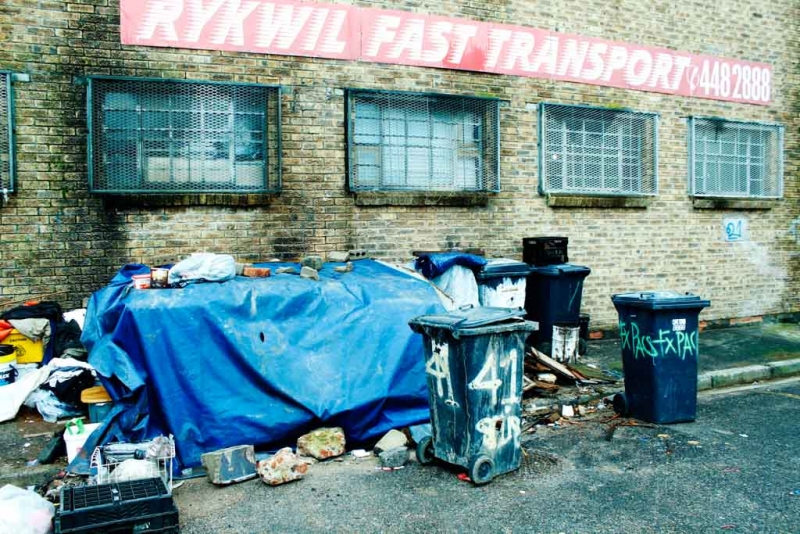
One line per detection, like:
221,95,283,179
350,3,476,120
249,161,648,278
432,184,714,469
78,260,444,473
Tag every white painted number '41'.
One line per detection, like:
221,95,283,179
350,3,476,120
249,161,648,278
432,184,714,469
468,350,519,406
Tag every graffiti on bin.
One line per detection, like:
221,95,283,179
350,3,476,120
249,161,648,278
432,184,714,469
619,320,698,360
426,342,459,407
425,343,522,452
469,350,521,452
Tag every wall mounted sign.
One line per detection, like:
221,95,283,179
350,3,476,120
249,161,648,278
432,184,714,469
121,0,773,105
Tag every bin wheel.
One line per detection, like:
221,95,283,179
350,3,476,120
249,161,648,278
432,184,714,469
416,436,435,465
468,456,494,485
613,393,629,416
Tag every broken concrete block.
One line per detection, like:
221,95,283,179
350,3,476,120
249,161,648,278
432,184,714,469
300,266,319,281
276,267,298,275
296,427,346,460
378,446,408,469
333,262,353,273
348,249,368,260
373,429,408,454
327,251,350,263
200,444,257,485
301,255,324,271
257,447,308,486
561,405,575,418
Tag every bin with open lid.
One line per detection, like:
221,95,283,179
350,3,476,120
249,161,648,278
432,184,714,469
474,259,532,308
611,291,710,424
409,307,537,485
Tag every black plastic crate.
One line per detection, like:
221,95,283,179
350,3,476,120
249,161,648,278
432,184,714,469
56,478,176,534
522,236,568,266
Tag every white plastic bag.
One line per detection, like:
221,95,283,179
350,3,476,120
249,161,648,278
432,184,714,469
168,253,236,286
0,485,55,534
431,265,479,308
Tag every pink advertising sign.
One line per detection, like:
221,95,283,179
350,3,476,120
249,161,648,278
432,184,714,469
121,0,773,105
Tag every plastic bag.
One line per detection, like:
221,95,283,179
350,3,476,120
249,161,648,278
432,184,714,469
24,389,84,423
168,253,236,286
0,484,55,534
431,265,479,308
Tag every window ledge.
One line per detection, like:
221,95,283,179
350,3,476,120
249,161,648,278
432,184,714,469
102,192,279,208
692,197,780,210
545,194,650,209
353,191,491,207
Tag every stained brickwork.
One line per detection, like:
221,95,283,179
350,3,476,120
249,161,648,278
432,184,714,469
0,0,797,329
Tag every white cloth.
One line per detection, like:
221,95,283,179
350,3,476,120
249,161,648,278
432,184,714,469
0,357,93,423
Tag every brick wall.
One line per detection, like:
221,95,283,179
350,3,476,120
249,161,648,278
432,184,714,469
0,0,797,329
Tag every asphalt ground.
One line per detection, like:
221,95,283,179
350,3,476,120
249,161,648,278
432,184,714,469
173,377,800,534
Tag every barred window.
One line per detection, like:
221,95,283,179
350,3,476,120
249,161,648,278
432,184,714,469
0,72,14,194
539,103,658,196
88,77,281,194
689,118,783,199
347,90,499,192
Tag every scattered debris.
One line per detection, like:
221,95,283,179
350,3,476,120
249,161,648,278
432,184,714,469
529,348,577,380
789,489,800,496
378,447,408,469
296,427,346,460
373,429,408,454
275,267,298,275
327,251,350,263
723,467,740,474
687,440,701,446
333,262,354,273
301,255,324,271
256,448,308,486
561,405,575,418
721,524,736,530
577,405,587,417
657,434,670,439
739,434,749,438
536,373,557,384
200,444,257,485
456,473,471,482
350,449,370,459
300,266,320,281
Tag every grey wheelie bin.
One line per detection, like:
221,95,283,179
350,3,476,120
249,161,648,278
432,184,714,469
611,291,710,423
408,307,537,485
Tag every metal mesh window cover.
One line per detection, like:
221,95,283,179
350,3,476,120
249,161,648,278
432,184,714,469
689,118,783,199
0,72,14,194
539,103,658,197
88,77,281,194
347,90,500,192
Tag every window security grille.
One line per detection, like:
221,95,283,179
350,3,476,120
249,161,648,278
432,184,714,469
539,103,658,196
0,72,14,194
347,91,500,192
689,118,783,199
88,77,281,194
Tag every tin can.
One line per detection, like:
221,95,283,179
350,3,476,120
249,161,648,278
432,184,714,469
132,274,151,290
151,268,169,288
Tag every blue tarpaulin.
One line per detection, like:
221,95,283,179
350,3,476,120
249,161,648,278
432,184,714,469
79,260,444,473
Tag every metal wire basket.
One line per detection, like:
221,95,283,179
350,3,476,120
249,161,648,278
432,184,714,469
89,435,175,494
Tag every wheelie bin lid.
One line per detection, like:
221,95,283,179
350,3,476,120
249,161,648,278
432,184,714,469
611,291,711,310
475,258,532,280
409,306,537,337
529,263,591,277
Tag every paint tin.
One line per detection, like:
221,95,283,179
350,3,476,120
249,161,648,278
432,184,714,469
151,268,169,288
551,323,580,364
